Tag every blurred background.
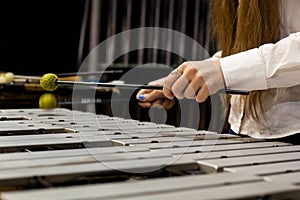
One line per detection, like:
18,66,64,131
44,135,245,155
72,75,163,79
0,0,85,75
0,0,220,130
0,0,213,75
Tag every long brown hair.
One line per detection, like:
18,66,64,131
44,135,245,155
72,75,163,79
210,0,282,121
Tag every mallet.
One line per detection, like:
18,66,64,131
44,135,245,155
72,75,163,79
40,73,249,95
40,73,163,91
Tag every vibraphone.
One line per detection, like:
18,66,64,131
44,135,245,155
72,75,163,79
0,108,299,199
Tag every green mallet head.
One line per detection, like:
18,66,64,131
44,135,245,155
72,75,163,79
40,73,59,91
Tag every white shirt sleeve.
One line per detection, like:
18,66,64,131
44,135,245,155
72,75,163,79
211,51,222,60
219,32,300,91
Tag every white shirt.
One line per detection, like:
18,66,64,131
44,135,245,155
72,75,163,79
219,0,300,138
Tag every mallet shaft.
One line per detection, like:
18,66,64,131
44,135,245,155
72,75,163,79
57,80,163,90
57,80,249,94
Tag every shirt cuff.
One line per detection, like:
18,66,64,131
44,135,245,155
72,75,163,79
219,48,268,91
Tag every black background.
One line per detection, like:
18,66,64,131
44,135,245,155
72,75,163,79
0,0,85,75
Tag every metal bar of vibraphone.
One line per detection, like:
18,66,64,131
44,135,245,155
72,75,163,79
197,151,300,172
0,155,200,184
0,149,175,171
149,141,291,155
91,182,299,200
0,146,149,163
2,172,300,200
227,160,300,176
0,173,265,200
266,171,300,185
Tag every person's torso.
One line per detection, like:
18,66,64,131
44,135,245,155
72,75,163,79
229,0,300,138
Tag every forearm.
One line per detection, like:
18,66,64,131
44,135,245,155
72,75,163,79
220,32,300,91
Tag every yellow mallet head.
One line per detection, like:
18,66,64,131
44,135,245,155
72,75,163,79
40,73,59,91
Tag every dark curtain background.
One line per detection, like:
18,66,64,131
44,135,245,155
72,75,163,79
0,0,85,75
